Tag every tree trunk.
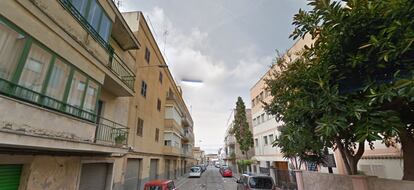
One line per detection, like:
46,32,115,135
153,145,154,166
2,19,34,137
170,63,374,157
335,139,365,175
400,128,414,181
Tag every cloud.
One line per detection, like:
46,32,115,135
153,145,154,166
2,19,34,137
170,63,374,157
143,7,274,153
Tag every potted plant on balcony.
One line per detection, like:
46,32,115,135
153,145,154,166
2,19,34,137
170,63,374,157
114,133,126,147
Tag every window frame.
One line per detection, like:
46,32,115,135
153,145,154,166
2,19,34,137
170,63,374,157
157,98,161,111
155,128,160,142
140,80,147,97
0,16,101,122
136,118,144,137
60,0,113,50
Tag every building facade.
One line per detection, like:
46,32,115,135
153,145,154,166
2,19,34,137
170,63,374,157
121,11,196,190
0,0,139,189
249,35,403,179
0,2,195,190
222,109,254,172
193,147,206,165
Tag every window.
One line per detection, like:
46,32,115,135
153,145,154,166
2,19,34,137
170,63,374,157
67,71,87,108
0,16,100,122
261,114,265,123
137,118,144,136
140,80,147,97
87,0,102,30
159,72,163,83
157,99,161,111
83,80,99,112
253,118,256,126
251,100,255,107
255,138,259,147
155,128,159,142
18,44,52,93
263,136,268,145
145,47,150,63
269,134,274,143
0,20,26,80
66,0,112,43
164,140,171,146
45,59,70,101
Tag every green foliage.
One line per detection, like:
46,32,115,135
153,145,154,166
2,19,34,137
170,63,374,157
237,159,253,173
232,97,254,157
266,0,414,175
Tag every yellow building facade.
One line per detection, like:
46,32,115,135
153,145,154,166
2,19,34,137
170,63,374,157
0,1,194,190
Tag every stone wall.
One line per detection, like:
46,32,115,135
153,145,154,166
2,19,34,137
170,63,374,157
301,171,353,190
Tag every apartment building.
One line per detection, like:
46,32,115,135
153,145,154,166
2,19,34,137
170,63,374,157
121,11,196,190
0,0,139,189
250,35,403,179
193,147,206,165
223,109,254,172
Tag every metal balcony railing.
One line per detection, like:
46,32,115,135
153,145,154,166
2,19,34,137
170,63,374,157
109,52,136,91
95,117,129,146
59,0,111,51
0,78,96,122
0,78,129,147
60,0,136,92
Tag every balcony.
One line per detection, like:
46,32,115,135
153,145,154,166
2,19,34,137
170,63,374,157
163,144,181,156
95,117,129,147
0,78,96,122
0,79,128,152
59,0,136,95
181,127,194,142
104,52,136,93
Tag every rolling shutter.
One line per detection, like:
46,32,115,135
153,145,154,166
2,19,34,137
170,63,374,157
79,163,110,190
0,164,23,190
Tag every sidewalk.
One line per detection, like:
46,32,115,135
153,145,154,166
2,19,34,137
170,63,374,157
173,173,189,187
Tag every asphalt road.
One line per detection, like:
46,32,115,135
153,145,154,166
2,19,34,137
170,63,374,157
176,166,237,190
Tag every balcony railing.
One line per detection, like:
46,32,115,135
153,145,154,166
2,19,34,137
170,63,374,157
0,78,129,147
0,78,96,122
59,0,136,92
95,117,129,146
59,0,111,51
109,52,136,91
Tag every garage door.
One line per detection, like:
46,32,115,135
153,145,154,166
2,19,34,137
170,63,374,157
124,159,141,190
79,163,110,190
0,164,22,190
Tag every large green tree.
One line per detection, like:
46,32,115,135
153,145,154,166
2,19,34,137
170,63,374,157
231,97,254,159
266,0,414,180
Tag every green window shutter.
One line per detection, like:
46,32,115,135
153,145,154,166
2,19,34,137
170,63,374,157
0,164,23,190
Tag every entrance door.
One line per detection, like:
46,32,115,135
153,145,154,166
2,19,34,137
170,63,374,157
79,163,111,190
149,159,158,180
125,159,141,190
0,164,22,190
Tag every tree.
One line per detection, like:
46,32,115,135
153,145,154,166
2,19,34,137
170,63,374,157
231,97,254,159
266,0,414,179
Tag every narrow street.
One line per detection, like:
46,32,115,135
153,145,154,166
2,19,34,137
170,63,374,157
176,166,237,190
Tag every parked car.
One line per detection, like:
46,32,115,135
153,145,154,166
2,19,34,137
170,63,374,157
189,166,202,178
236,174,275,190
219,165,229,173
215,162,220,168
221,168,233,177
144,180,177,190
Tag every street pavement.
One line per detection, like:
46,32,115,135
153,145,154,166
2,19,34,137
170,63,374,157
175,165,238,190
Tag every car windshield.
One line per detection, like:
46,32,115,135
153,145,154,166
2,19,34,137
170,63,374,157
249,177,273,189
191,167,200,172
145,186,162,190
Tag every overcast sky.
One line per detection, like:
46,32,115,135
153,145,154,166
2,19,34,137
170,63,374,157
120,0,308,154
